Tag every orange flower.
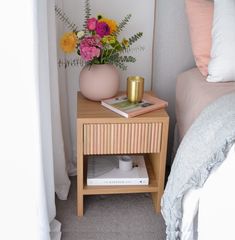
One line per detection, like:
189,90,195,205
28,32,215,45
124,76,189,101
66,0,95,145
60,32,78,53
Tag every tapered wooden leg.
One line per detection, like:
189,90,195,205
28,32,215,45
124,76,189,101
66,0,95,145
77,120,84,216
149,119,169,214
156,120,169,213
149,153,161,213
77,190,84,217
151,192,160,213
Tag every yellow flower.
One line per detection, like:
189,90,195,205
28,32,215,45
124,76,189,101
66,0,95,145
60,32,78,53
102,35,116,44
121,38,129,48
99,18,117,34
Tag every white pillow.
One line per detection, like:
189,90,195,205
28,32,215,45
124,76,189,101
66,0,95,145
207,0,235,82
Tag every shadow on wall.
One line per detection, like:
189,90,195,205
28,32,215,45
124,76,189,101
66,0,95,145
152,0,195,166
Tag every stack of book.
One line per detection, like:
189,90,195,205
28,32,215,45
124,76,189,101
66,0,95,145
101,93,168,118
87,155,149,186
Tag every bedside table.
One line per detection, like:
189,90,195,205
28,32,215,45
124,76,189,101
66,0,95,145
77,92,169,216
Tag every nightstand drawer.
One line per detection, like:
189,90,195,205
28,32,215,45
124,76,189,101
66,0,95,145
83,123,162,155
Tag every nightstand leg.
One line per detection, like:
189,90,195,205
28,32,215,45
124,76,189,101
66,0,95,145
150,120,169,214
157,121,169,212
151,192,160,212
77,191,84,217
77,158,84,216
77,121,84,216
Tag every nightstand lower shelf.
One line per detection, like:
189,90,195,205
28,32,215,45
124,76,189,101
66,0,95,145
83,157,158,195
83,184,158,195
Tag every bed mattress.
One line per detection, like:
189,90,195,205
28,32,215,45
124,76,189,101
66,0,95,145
176,68,235,141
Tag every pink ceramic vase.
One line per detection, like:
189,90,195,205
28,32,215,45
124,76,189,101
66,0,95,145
79,64,120,101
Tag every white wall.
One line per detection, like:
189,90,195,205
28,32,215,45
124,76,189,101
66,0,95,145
57,0,196,167
152,0,195,164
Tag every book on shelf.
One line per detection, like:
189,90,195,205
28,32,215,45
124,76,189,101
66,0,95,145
87,155,149,186
101,93,168,118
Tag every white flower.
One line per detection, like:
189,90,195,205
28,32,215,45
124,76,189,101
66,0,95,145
77,31,85,39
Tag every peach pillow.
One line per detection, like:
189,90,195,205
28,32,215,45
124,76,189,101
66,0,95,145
185,0,214,76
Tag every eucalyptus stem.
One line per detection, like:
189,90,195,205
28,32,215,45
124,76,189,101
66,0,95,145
108,42,119,60
100,49,105,64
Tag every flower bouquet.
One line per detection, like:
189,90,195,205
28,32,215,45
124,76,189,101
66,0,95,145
55,0,143,70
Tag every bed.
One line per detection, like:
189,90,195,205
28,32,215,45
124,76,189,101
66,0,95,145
161,68,235,240
175,67,235,142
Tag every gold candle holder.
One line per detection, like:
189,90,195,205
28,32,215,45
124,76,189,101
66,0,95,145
127,76,144,103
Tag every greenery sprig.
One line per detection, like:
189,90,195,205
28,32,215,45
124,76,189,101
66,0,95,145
83,0,92,31
58,58,85,68
114,14,132,36
55,5,78,31
121,46,145,54
128,32,143,46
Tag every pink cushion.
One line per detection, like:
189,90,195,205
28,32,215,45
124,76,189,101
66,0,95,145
185,0,214,76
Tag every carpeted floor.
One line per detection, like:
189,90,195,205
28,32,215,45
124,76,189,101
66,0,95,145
56,177,166,240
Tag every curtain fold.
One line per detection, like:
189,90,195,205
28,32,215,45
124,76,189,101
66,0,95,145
38,0,71,236
55,0,76,177
48,0,71,201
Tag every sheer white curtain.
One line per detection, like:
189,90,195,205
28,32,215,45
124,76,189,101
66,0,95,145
0,0,70,239
55,0,76,176
47,0,71,201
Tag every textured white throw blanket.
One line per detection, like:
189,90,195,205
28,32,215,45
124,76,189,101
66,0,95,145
161,92,235,240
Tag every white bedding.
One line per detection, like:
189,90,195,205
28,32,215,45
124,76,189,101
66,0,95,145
176,68,235,239
162,90,235,239
181,143,235,240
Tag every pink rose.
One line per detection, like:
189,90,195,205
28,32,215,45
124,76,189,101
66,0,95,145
87,18,97,31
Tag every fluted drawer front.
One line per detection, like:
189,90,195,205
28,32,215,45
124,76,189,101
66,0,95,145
83,123,162,155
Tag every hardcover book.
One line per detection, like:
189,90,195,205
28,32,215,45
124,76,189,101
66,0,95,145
101,93,168,118
87,155,149,186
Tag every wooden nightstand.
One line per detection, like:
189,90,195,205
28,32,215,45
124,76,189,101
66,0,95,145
77,92,169,216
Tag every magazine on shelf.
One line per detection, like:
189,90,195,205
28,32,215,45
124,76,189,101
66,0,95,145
87,155,149,186
101,93,168,118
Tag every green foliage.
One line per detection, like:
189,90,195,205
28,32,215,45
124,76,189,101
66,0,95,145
109,54,136,70
97,15,102,20
121,46,145,55
58,58,85,68
118,56,136,63
114,14,132,36
55,5,79,31
128,32,143,46
83,0,92,30
113,61,128,71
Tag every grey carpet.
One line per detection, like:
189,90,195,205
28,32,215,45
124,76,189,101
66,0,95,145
56,177,166,240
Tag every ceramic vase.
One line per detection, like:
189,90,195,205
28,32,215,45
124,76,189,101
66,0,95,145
79,64,120,101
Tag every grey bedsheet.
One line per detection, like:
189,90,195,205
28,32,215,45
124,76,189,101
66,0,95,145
161,92,235,240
